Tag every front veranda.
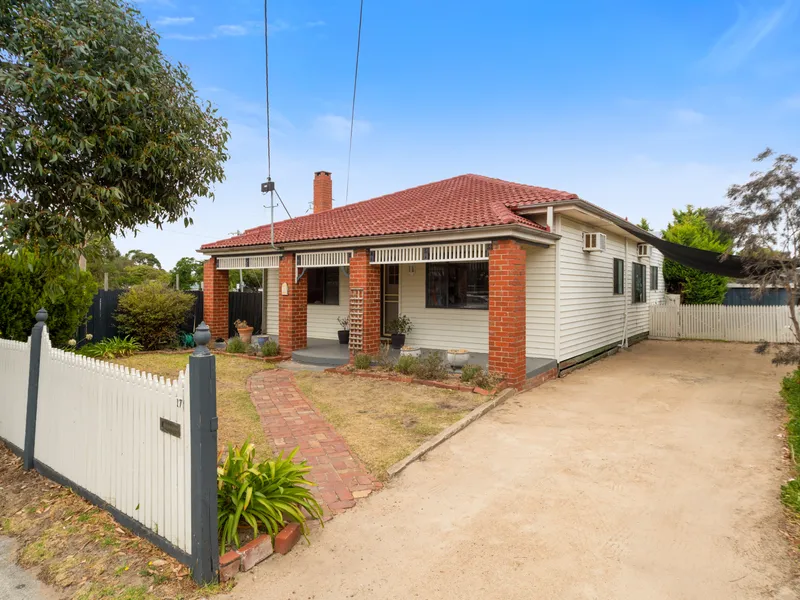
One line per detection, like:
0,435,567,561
204,240,555,387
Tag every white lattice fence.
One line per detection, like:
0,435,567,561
0,337,31,450
650,304,796,343
35,330,193,553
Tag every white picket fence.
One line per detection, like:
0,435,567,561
0,328,193,555
650,304,796,343
0,337,32,450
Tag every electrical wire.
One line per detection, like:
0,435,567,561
263,0,272,180
274,189,293,220
344,0,364,205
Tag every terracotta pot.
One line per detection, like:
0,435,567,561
237,326,254,344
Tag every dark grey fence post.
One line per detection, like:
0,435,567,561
23,308,47,471
189,322,220,584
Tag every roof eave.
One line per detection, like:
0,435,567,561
197,224,559,256
515,199,650,241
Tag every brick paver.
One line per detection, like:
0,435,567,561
247,369,381,518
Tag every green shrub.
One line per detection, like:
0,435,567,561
395,355,419,375
354,353,372,369
387,314,413,335
217,441,324,552
473,371,504,391
226,337,247,354
78,336,142,359
0,251,97,347
460,364,483,384
115,282,194,350
375,344,395,370
261,340,280,357
412,351,449,381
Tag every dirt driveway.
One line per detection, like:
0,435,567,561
224,341,799,600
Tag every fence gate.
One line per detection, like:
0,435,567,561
649,304,795,343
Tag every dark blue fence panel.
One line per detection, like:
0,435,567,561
723,287,790,306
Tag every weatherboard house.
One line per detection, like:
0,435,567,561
200,171,664,388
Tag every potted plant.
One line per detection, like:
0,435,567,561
214,337,227,351
400,345,421,358
446,348,470,368
234,319,253,344
337,316,350,345
387,315,413,350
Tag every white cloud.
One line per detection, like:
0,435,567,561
268,19,292,34
155,16,194,26
671,108,706,125
305,20,326,28
314,115,372,142
702,0,799,71
783,94,800,109
163,32,211,41
134,0,175,6
215,24,248,36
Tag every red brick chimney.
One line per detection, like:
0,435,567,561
313,171,333,213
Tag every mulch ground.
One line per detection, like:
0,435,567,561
0,446,220,600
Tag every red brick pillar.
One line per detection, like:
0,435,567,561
348,249,381,357
203,257,229,341
278,253,307,353
489,240,527,388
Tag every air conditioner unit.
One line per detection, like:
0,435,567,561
637,243,650,258
583,232,607,252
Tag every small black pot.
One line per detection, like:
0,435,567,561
337,330,350,345
391,333,406,350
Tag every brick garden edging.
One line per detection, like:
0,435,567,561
325,367,509,396
218,521,306,582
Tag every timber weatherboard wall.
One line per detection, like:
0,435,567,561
263,268,350,341
263,269,280,336
399,264,489,352
307,271,351,340
557,217,664,362
525,246,556,359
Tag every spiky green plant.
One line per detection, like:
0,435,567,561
217,441,324,552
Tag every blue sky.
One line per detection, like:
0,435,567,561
122,0,800,268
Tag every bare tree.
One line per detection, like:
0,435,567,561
710,148,800,364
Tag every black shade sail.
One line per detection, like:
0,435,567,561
615,220,748,279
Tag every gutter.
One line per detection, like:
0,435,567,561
516,199,650,242
196,224,560,256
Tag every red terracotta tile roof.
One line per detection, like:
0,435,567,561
202,174,577,250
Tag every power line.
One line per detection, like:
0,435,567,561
263,0,272,179
345,0,364,205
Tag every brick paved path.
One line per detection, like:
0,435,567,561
247,369,381,518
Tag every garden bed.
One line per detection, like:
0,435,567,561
294,371,486,479
327,364,508,396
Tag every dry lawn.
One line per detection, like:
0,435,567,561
113,353,274,459
294,372,485,479
0,446,221,600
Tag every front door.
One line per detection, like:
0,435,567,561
381,264,400,337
